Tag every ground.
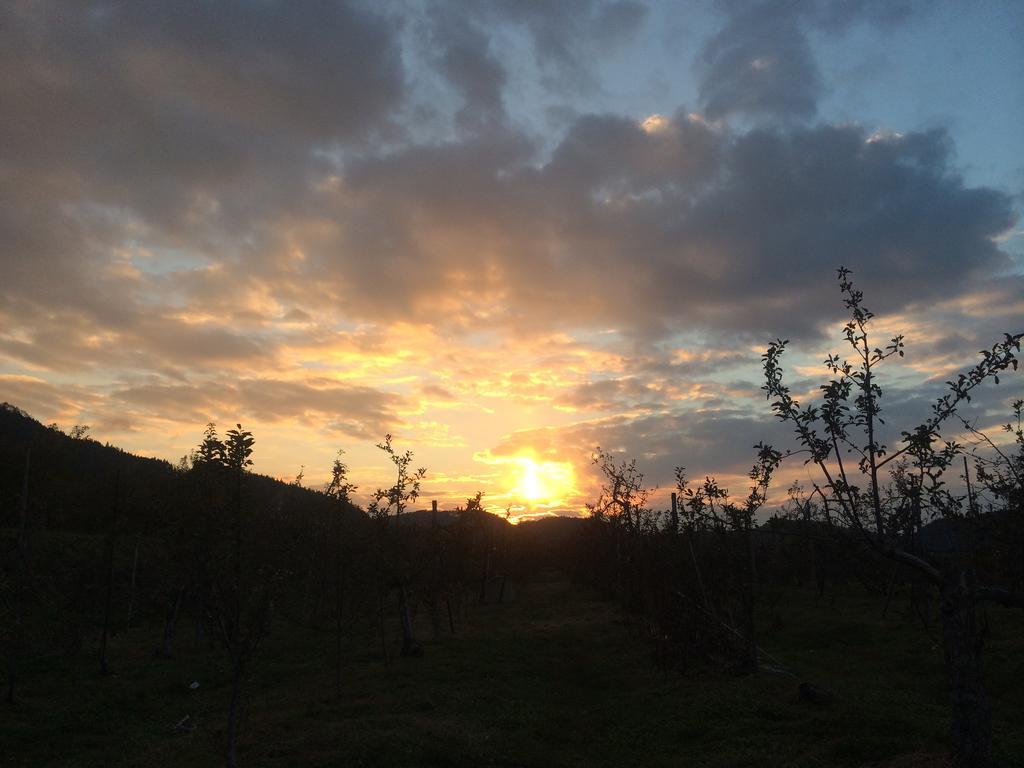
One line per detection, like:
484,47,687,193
3,569,1023,767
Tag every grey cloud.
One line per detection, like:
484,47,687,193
545,111,723,194
697,3,821,121
898,275,1024,367
481,0,648,90
555,346,756,412
635,351,755,380
129,316,274,368
319,110,726,330
0,300,278,374
111,377,405,439
696,0,922,121
108,381,220,426
427,9,508,135
488,1,646,56
234,379,404,439
3,1,403,162
556,378,663,412
317,118,1014,341
0,376,102,424
0,311,107,373
1,0,404,309
799,0,921,34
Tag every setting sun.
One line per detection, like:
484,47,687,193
510,456,576,504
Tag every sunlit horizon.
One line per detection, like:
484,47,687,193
1,1,1021,521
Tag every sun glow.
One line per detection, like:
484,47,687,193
510,456,576,504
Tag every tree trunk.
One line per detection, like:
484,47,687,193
225,647,246,768
446,595,456,634
159,585,185,658
687,532,710,612
301,563,316,624
194,583,205,649
99,471,120,676
939,570,993,768
881,562,901,619
334,514,345,699
743,523,759,675
398,584,419,657
429,501,442,639
6,446,31,704
126,532,141,629
233,467,242,646
429,591,441,639
479,520,492,604
378,588,390,665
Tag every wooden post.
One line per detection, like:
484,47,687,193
6,446,31,704
378,588,390,665
126,532,141,629
99,469,120,676
160,584,185,658
17,448,30,548
446,595,456,634
398,584,418,657
963,456,977,518
429,501,442,639
688,533,710,612
334,505,344,698
479,516,491,604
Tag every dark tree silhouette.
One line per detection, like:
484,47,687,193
762,267,1022,767
325,450,357,698
370,434,427,659
220,424,257,768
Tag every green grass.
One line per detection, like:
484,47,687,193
3,570,1022,767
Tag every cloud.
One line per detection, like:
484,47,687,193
0,300,280,375
0,0,405,315
0,0,1017,499
483,0,648,89
799,0,921,35
0,375,102,424
3,2,1009,365
697,4,822,121
3,1,404,163
426,8,508,136
556,377,663,412
554,346,756,413
316,117,1015,341
109,377,406,439
695,0,922,122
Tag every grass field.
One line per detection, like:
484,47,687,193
3,568,1023,767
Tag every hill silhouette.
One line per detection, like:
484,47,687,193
0,402,364,535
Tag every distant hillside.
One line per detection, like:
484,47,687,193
0,402,362,534
399,506,514,531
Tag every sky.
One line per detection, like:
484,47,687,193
2,0,1022,520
